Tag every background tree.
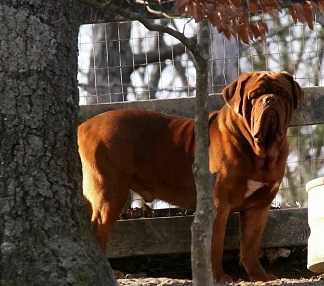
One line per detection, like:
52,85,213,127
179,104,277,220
87,22,132,103
81,19,195,103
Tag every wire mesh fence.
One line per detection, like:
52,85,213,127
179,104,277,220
78,11,324,214
78,19,197,104
78,12,324,104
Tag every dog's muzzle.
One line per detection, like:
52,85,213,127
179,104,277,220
252,94,282,150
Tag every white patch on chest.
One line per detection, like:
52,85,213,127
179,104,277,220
245,180,267,198
245,180,280,198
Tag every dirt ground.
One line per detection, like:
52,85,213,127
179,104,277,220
112,247,324,286
117,276,324,285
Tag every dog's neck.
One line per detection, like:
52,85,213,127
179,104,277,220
218,106,256,151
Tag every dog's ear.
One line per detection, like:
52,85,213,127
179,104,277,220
281,71,303,109
222,73,251,114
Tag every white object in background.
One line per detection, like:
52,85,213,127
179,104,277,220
306,177,324,273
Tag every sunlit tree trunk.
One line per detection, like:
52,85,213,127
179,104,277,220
191,21,215,286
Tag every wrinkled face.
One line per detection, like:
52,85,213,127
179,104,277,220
248,92,288,154
222,71,303,156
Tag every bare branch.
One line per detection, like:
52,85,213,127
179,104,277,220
108,3,204,69
133,38,195,67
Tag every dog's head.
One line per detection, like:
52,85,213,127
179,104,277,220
222,71,303,157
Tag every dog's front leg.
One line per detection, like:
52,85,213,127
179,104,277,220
211,203,232,282
239,206,276,281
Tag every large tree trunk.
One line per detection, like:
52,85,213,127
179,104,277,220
0,2,116,285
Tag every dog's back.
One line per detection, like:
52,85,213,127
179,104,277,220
78,109,197,249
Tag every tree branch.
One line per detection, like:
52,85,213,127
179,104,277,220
107,3,204,69
79,0,176,24
79,1,203,67
133,38,196,67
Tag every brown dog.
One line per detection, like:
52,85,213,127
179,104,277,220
78,71,302,282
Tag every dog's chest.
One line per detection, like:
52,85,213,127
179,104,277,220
245,180,280,198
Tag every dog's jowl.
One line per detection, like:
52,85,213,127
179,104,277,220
78,71,302,282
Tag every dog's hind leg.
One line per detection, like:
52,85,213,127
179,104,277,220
239,206,276,281
95,177,130,252
94,183,129,252
81,159,130,252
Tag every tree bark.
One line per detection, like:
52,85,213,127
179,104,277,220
191,21,215,286
0,2,116,285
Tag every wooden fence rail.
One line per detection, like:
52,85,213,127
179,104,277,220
79,87,324,126
107,208,308,258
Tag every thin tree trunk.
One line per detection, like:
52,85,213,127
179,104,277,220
0,2,116,285
191,21,215,286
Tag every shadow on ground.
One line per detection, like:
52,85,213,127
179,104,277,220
111,246,316,281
